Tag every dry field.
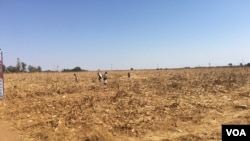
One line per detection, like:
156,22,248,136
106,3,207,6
0,67,250,141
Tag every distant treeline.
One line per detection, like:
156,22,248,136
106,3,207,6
3,58,89,73
245,63,250,67
62,66,88,72
157,63,250,70
3,58,42,73
187,63,250,69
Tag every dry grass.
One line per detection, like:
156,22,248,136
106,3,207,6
0,67,249,141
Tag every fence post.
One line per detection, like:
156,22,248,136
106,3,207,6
0,49,6,106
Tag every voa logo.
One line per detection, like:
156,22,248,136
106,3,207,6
226,129,246,136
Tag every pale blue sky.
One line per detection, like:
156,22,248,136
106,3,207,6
1,0,250,71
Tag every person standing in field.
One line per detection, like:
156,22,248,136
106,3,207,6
98,72,102,82
103,72,108,85
74,73,78,83
127,72,131,78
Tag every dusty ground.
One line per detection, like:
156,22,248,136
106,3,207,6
0,67,249,141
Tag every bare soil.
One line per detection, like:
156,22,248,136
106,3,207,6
0,67,249,141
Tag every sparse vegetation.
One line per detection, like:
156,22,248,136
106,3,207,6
0,67,249,141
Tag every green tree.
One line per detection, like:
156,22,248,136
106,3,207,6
71,66,81,72
7,66,18,72
38,66,42,72
28,65,36,72
21,62,27,72
16,58,21,72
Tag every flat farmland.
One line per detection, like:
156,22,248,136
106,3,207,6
0,67,249,141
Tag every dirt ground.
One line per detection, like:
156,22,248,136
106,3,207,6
0,67,249,141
